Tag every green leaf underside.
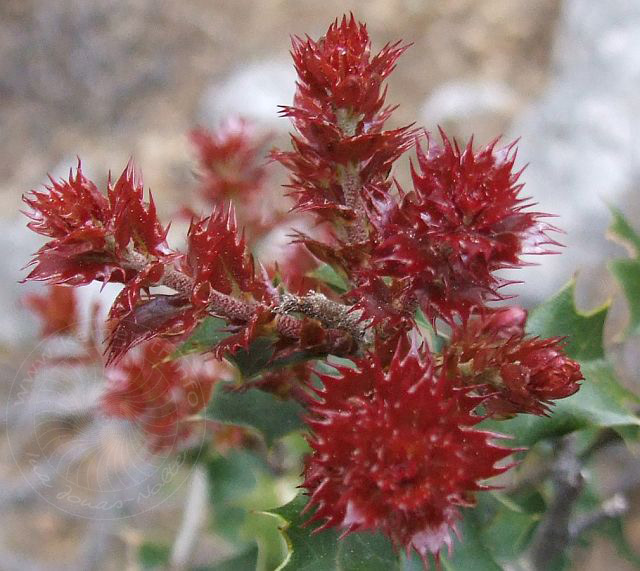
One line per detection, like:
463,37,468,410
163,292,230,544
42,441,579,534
175,318,318,381
264,494,399,571
230,337,318,379
205,382,305,446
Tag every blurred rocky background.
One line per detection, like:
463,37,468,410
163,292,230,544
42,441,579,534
1,0,640,569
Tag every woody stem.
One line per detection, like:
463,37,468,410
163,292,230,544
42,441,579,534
121,250,369,346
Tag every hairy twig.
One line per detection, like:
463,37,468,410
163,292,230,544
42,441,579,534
275,292,370,343
335,109,369,245
123,249,369,352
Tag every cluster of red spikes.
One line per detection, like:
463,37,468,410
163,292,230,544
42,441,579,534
20,14,583,566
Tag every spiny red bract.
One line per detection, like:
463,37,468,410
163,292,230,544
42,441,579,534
102,340,215,452
276,14,414,229
22,161,173,286
108,161,174,259
303,343,511,563
106,207,274,364
373,132,559,323
190,118,268,204
185,207,269,306
444,308,583,416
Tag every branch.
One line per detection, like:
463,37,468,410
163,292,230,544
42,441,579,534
569,493,628,541
124,249,370,352
525,435,585,570
275,292,370,343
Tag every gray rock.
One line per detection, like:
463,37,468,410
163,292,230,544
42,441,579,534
0,219,44,349
420,80,519,125
199,59,297,131
506,0,640,303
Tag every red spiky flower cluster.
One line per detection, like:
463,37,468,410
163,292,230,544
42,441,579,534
275,14,415,253
444,308,583,417
20,14,584,566
24,285,79,337
304,344,511,563
190,118,269,205
102,340,215,452
23,162,174,286
370,134,560,323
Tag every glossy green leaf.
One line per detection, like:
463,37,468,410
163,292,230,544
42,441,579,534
230,337,277,378
231,338,317,379
441,510,502,571
526,279,608,361
265,494,339,571
205,450,287,569
482,502,538,561
265,494,400,571
205,382,305,446
205,450,261,539
308,264,349,293
337,531,399,570
173,317,230,358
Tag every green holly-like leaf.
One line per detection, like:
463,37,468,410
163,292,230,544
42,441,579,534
609,259,640,336
608,209,640,337
440,510,502,571
205,450,262,539
337,531,401,570
401,493,541,570
205,382,305,446
480,497,538,562
264,494,400,571
230,337,277,378
525,278,608,361
264,494,338,571
175,316,318,380
205,450,287,570
308,264,349,293
172,317,230,358
608,206,640,257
